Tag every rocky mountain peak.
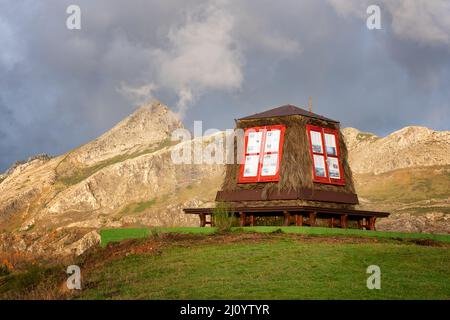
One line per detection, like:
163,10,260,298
69,100,184,166
386,126,445,147
341,127,379,152
126,100,182,130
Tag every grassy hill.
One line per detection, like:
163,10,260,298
1,228,449,300
355,165,450,207
80,237,449,300
354,165,450,233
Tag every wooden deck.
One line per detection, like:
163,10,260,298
183,205,390,230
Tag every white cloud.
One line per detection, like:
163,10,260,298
174,87,194,119
386,0,450,46
328,0,450,46
117,82,157,105
115,1,303,115
151,1,243,117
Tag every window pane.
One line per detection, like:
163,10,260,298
243,155,259,177
264,129,281,153
311,131,323,153
313,154,327,177
261,153,278,176
246,131,262,154
327,157,341,179
325,133,337,156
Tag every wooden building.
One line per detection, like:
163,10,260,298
184,104,389,229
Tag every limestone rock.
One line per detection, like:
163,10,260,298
65,230,101,256
65,100,183,166
342,126,450,174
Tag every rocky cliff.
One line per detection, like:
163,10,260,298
342,126,450,174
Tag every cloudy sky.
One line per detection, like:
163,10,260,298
1,0,449,171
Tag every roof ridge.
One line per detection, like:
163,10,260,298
238,104,339,123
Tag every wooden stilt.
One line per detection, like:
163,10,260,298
199,213,206,227
309,212,317,227
340,214,348,229
369,217,376,231
329,217,335,228
239,212,246,227
295,214,303,226
249,214,255,227
283,211,290,226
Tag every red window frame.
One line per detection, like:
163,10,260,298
238,125,285,183
306,124,345,185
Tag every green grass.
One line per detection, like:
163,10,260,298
100,226,450,247
119,199,157,216
100,228,150,247
243,226,450,243
134,199,156,213
0,265,62,299
356,132,379,142
100,227,217,246
57,153,141,186
80,237,450,299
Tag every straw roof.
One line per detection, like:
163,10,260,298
221,112,356,205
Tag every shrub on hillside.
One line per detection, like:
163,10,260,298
213,202,238,232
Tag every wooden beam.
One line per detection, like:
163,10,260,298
340,214,348,229
215,188,359,204
329,217,335,228
369,216,376,231
283,211,291,226
309,212,317,227
185,205,389,218
199,213,206,227
239,212,246,227
295,214,303,227
249,214,255,227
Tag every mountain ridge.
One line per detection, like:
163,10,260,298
0,101,449,256
342,126,450,174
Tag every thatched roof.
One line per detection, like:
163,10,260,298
220,112,357,207
238,104,339,123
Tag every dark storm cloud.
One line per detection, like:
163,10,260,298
0,0,449,171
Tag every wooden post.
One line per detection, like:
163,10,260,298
210,214,214,227
249,214,255,227
309,212,317,227
283,211,290,226
239,212,246,227
295,214,303,227
369,217,376,231
199,213,206,227
329,217,335,228
340,214,348,229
